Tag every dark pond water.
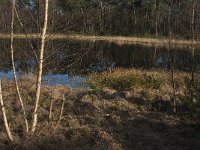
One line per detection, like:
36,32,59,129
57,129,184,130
0,39,199,87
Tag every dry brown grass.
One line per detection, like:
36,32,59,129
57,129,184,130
89,68,190,101
0,75,199,150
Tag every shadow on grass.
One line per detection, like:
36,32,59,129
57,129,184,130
1,90,199,150
2,114,200,150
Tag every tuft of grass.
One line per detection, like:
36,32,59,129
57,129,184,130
88,68,187,92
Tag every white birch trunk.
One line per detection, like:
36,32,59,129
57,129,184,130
31,0,49,133
0,79,14,141
10,0,29,133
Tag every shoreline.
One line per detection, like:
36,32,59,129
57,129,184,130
0,33,199,47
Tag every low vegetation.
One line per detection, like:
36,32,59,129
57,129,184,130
89,68,187,94
89,68,200,120
0,75,200,149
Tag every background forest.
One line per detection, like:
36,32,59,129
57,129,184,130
1,0,200,39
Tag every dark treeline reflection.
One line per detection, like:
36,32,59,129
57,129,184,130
0,39,199,85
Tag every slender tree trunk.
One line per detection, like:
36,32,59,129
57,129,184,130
191,0,195,101
99,1,103,31
0,79,14,142
31,0,49,133
192,0,195,42
10,0,29,133
155,0,158,37
168,0,176,113
37,0,40,33
153,45,157,66
178,0,181,34
168,2,172,41
134,9,137,26
171,49,176,113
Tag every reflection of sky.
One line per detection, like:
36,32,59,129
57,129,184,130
0,71,87,88
43,73,87,88
157,57,163,64
0,71,14,79
29,0,35,9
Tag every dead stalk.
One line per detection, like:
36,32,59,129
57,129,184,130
31,0,49,133
57,95,65,124
48,98,53,122
0,79,14,142
10,0,29,133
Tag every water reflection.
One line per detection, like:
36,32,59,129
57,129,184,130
0,39,199,87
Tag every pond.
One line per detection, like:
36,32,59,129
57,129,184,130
0,39,199,88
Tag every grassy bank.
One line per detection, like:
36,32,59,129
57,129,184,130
89,68,200,119
89,68,188,95
0,71,199,149
0,33,200,47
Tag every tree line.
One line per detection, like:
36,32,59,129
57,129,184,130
0,0,200,39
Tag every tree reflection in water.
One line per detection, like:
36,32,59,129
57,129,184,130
0,39,199,87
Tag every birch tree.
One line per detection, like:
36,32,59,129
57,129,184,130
10,0,29,133
0,79,14,141
31,0,49,133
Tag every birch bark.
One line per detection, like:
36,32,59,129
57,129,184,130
31,0,49,133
